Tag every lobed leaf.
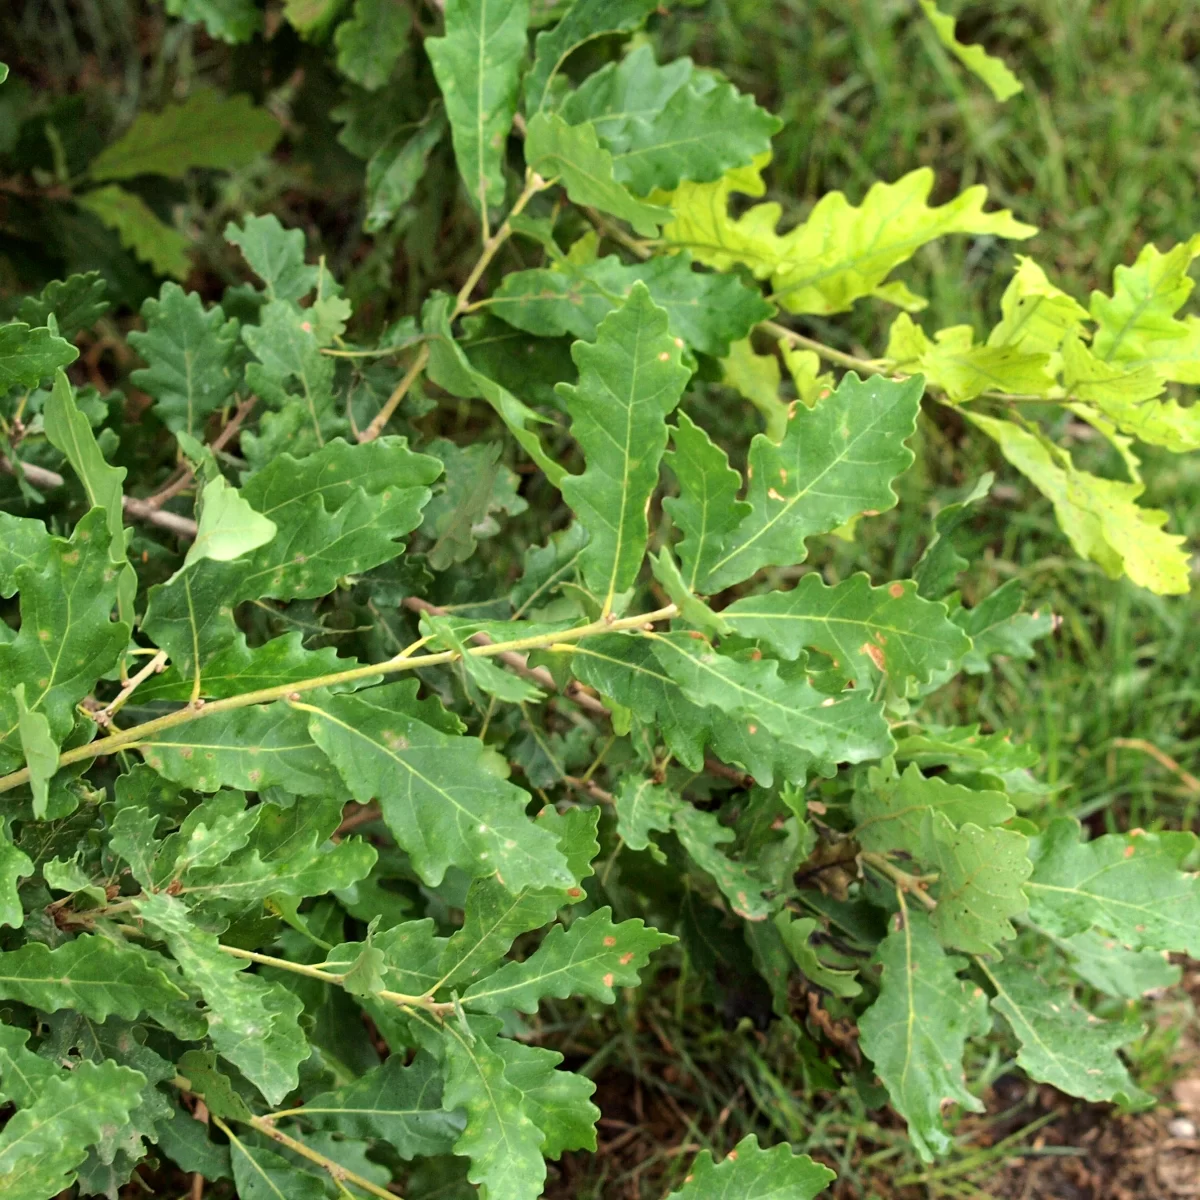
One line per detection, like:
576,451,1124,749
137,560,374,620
301,680,573,891
918,1,1023,101
858,911,988,1161
129,284,242,436
462,907,673,1011
427,0,529,210
560,44,781,195
701,373,922,591
967,410,1190,594
723,573,971,691
89,88,280,181
558,283,690,611
985,960,1151,1105
667,1134,834,1199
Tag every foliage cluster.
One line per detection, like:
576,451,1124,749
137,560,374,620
1,3,1200,1198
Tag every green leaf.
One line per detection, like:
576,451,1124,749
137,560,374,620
0,935,202,1037
0,322,78,392
918,1,1023,101
953,577,1054,673
183,476,277,570
0,508,129,772
13,684,57,819
178,1049,254,1121
524,0,658,114
558,283,689,611
128,284,242,436
365,103,448,232
139,704,344,797
89,88,280,181
853,762,1014,857
1025,817,1200,954
649,547,730,636
228,1139,328,1200
43,370,131,610
301,680,573,891
648,632,892,772
913,473,993,598
418,437,527,570
423,292,566,485
491,1038,598,1159
667,1134,835,1200
415,810,596,993
76,185,192,279
138,635,368,703
987,256,1088,355
559,44,781,194
720,337,790,441
920,811,1030,954
612,776,679,858
225,214,319,303
427,0,529,210
462,907,672,1012
335,0,411,89
858,910,988,1161
723,573,971,692
701,373,922,591
15,272,110,340
142,436,439,680
433,1014,548,1200
162,0,260,42
422,614,544,702
984,960,1151,1105
657,162,1035,315
664,412,752,592
489,252,772,357
885,314,1053,402
0,1059,145,1200
164,793,377,905
512,521,588,615
42,1012,176,1183
1056,930,1181,1000
774,913,862,998
966,410,1190,594
299,1051,463,1156
1090,234,1200,383
0,1026,57,1109
672,804,774,920
136,892,309,1104
0,515,51,600
0,821,32,929
570,633,811,786
525,113,671,238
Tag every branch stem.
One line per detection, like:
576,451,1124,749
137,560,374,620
211,1114,400,1200
0,604,679,794
860,851,938,910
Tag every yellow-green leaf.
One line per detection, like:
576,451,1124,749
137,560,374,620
967,410,1190,594
918,0,1023,101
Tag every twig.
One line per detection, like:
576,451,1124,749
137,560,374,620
453,170,548,316
210,1114,400,1200
357,343,430,444
1,455,200,538
860,850,938,910
564,775,614,805
142,396,259,509
402,596,610,715
0,604,680,793
762,321,887,375
97,650,168,725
